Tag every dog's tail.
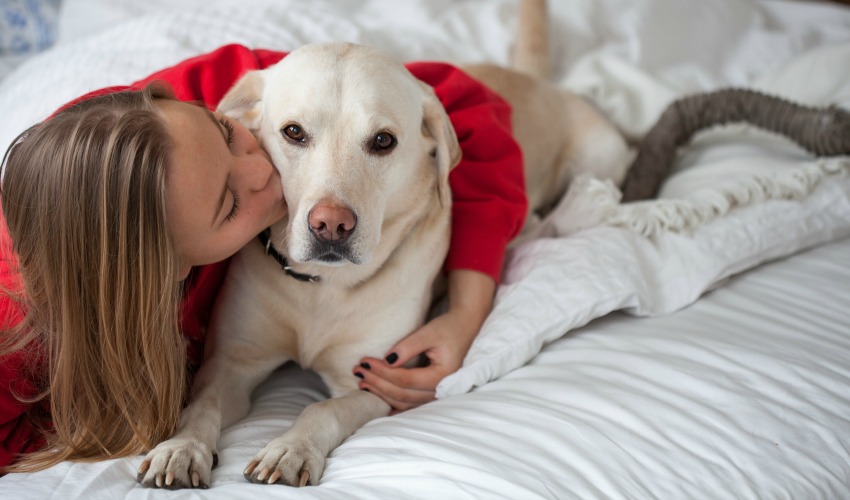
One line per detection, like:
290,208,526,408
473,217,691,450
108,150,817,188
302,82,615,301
620,88,850,201
512,0,550,80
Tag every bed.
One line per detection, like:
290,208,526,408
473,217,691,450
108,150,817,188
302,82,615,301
1,0,849,498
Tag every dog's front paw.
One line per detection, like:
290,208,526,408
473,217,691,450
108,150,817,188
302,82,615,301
137,438,217,489
243,436,324,486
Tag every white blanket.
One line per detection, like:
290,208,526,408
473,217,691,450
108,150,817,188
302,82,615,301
2,0,850,498
441,160,850,397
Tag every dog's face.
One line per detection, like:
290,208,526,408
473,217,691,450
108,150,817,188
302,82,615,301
218,43,460,266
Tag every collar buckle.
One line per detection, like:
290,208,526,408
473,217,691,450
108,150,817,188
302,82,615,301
257,228,321,283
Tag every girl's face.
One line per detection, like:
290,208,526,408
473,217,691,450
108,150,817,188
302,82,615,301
157,100,287,279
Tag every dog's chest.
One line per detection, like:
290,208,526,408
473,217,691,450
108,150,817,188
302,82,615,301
279,274,424,370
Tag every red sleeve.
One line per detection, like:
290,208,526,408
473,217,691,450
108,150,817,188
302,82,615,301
179,262,229,370
0,350,48,470
406,62,527,283
130,44,286,109
0,208,47,469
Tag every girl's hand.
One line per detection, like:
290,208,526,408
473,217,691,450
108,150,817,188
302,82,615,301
353,270,495,413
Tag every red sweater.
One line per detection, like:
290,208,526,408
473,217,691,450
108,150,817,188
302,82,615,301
0,44,526,468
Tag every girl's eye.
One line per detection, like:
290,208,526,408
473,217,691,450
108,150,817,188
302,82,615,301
225,188,241,222
219,117,235,145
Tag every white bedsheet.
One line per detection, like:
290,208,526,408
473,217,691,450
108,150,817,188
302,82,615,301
2,0,850,498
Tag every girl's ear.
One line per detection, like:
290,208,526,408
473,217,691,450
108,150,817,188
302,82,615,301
216,69,268,132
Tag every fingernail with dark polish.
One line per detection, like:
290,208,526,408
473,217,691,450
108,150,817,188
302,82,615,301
385,352,398,364
354,372,364,379
360,362,371,370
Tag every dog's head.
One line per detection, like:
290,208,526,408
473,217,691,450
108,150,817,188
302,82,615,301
218,42,460,267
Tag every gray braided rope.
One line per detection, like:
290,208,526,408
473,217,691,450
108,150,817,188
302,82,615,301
620,88,850,201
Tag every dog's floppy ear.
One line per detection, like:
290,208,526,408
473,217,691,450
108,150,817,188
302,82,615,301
217,69,267,131
418,81,461,205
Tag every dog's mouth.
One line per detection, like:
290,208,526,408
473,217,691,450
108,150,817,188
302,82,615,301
305,241,362,265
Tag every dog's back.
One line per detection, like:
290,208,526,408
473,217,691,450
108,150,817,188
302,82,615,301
462,0,634,224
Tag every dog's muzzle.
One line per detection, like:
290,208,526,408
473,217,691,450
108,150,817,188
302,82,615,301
305,201,360,264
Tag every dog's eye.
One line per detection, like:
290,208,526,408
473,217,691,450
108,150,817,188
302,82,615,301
281,123,306,143
370,131,397,154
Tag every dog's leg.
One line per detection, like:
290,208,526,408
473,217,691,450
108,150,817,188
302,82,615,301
137,349,282,489
243,390,390,486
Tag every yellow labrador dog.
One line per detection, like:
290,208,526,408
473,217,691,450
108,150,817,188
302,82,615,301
138,0,632,489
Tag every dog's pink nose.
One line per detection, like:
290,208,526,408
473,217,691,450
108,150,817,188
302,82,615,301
308,201,356,244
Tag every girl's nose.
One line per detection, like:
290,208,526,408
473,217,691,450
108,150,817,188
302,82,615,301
239,148,276,193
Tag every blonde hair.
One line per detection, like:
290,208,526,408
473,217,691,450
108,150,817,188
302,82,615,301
0,84,188,471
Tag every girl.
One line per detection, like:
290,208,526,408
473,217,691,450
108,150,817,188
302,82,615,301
0,44,526,472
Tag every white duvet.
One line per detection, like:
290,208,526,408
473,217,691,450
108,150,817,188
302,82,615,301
2,0,849,498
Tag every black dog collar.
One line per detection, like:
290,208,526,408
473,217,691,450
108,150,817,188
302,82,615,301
257,228,320,283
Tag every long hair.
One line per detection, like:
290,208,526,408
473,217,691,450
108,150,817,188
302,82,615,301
0,84,187,471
